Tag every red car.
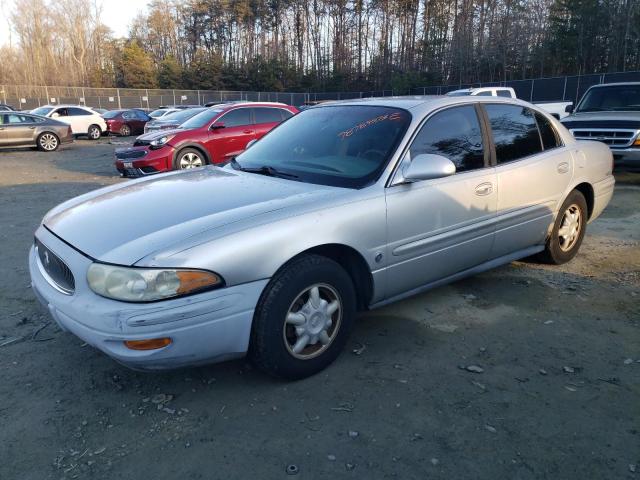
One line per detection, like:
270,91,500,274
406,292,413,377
104,109,151,136
114,102,298,177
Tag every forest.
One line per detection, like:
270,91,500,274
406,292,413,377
1,0,639,93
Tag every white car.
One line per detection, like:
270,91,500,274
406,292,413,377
446,87,573,119
30,105,107,140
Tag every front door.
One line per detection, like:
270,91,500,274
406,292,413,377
207,107,255,163
2,113,36,146
482,104,572,258
384,104,497,299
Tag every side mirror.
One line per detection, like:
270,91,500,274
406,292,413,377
565,104,574,114
246,139,258,149
403,154,456,182
210,122,225,130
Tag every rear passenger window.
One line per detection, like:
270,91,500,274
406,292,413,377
68,107,91,116
535,112,562,150
220,108,251,127
476,91,493,96
253,108,282,124
409,105,485,173
485,104,542,164
280,109,294,120
496,90,512,98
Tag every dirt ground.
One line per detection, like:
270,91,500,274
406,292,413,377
0,140,638,480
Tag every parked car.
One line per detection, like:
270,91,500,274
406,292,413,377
148,108,181,119
446,87,573,119
0,103,16,111
0,112,73,151
91,107,109,115
30,96,614,378
30,105,107,139
561,82,640,171
103,109,151,136
114,102,298,177
143,107,207,134
158,104,201,110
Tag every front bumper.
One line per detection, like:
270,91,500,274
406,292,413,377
29,226,268,370
610,148,640,170
114,146,172,178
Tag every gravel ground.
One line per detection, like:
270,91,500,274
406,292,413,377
1,140,639,480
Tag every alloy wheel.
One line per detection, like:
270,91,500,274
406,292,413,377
39,133,58,151
179,152,204,169
558,204,582,252
283,283,342,360
88,126,100,139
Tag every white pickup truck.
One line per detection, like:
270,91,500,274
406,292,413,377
446,87,573,119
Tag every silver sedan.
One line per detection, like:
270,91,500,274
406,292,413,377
29,96,614,379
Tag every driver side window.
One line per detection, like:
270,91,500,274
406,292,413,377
409,105,486,173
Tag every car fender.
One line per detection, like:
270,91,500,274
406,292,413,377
171,142,212,165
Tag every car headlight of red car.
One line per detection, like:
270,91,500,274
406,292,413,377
87,263,223,302
150,135,174,149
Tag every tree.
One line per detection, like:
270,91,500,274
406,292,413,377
157,55,182,88
116,41,158,88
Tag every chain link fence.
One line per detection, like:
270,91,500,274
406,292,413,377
0,85,393,111
411,70,640,105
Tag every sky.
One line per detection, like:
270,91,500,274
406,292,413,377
0,0,149,47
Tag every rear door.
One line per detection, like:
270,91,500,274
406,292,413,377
253,107,290,139
482,104,572,258
384,104,497,298
67,107,93,134
207,107,254,163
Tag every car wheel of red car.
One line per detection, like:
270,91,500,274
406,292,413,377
119,124,131,137
174,148,205,170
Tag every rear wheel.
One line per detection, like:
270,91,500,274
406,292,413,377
537,190,587,265
249,255,356,380
87,124,101,140
37,132,59,152
174,148,205,170
119,124,131,136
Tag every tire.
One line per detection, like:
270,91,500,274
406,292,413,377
249,254,356,380
87,124,101,140
37,132,60,152
537,190,588,265
173,148,205,170
119,124,131,137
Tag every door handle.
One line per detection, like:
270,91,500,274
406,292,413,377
243,129,254,134
557,162,569,174
29,126,36,130
475,182,493,196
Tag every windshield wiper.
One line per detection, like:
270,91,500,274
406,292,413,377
230,158,299,179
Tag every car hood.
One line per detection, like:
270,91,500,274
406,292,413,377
43,167,344,265
561,111,640,129
136,128,186,141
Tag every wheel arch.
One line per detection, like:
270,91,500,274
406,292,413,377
572,182,594,220
283,243,374,311
172,143,212,166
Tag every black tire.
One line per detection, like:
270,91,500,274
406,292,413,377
249,254,356,380
537,190,588,265
36,132,60,152
173,148,206,170
119,124,131,136
87,124,101,140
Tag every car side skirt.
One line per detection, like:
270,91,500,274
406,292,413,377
369,245,544,310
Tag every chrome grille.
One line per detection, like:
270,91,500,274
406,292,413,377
35,239,75,294
570,129,638,147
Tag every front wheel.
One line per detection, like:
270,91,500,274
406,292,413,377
37,132,60,151
249,255,356,380
87,124,101,140
174,148,205,170
537,190,587,264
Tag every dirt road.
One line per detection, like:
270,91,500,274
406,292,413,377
1,141,638,479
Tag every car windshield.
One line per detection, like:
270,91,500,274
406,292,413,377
163,108,207,123
102,110,122,119
31,107,54,116
576,85,640,112
180,108,224,129
233,105,411,188
149,109,170,118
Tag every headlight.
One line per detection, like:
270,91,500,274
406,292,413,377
150,135,174,148
87,264,222,302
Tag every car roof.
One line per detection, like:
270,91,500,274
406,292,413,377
216,102,292,111
587,82,640,88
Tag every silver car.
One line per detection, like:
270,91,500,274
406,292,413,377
29,96,614,379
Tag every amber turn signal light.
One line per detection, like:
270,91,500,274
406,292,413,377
124,338,172,350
